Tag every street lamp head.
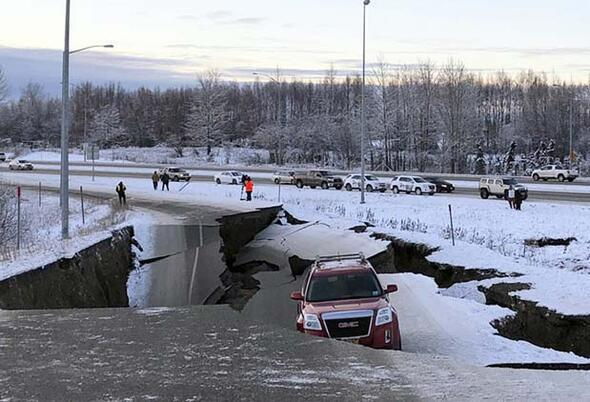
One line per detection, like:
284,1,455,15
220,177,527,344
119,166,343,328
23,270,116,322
103,44,114,48
364,0,370,5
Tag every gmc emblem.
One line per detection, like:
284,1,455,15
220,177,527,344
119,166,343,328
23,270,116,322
338,321,359,329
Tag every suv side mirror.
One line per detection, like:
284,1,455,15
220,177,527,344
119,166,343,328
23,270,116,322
290,291,304,301
385,284,398,294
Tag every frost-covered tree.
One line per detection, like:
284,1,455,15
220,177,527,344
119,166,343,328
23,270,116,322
89,104,128,148
184,70,229,156
0,182,17,250
0,66,8,104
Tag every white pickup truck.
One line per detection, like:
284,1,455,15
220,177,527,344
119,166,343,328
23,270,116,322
531,165,578,182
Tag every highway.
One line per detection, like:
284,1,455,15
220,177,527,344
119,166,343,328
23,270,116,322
18,158,590,184
2,162,590,203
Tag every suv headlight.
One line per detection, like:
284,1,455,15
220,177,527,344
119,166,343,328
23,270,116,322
303,314,322,331
376,307,393,326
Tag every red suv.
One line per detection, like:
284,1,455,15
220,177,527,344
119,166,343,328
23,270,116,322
290,254,401,350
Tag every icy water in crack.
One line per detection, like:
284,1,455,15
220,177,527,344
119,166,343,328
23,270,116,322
128,224,226,308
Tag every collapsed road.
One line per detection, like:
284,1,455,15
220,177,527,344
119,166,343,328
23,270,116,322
1,186,590,399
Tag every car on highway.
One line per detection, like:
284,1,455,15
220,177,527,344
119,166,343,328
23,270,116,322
292,170,344,190
532,165,579,182
157,167,191,182
390,175,436,195
272,170,295,184
343,174,388,192
0,152,6,162
214,171,244,185
479,177,528,200
423,177,455,193
8,159,34,171
290,253,401,350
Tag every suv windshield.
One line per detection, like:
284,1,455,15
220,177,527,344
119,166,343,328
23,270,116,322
414,177,427,183
306,271,382,302
503,178,518,185
366,175,379,181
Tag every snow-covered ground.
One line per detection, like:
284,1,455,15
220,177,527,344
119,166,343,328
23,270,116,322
2,167,589,363
2,169,588,315
0,184,151,281
19,146,271,166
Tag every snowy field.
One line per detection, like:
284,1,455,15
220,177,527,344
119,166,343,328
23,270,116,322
3,169,588,315
0,184,151,281
18,146,271,167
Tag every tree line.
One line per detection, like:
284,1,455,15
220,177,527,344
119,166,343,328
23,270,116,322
0,62,589,173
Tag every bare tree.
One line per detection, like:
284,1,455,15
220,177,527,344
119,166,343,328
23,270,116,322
89,104,128,148
184,70,230,157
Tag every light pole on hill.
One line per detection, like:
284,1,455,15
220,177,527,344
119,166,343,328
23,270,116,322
360,0,370,205
60,0,113,239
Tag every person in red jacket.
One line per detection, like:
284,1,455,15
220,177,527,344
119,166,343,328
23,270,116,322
245,176,254,201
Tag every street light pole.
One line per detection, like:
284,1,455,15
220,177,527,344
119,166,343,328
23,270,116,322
569,98,573,162
360,0,370,204
59,0,113,239
60,0,71,239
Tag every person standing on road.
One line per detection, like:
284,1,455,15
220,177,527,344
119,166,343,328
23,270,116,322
151,171,160,191
507,185,515,209
245,176,254,201
514,190,523,211
161,172,170,191
116,181,127,205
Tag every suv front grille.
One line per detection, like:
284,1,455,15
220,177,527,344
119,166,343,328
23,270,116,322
322,310,373,339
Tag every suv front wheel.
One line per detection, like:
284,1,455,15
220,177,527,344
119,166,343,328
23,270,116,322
532,173,540,181
480,188,490,199
345,183,353,191
415,187,422,195
392,186,399,194
558,174,565,182
296,180,304,189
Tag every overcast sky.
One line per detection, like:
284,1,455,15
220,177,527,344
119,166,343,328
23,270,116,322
2,0,590,96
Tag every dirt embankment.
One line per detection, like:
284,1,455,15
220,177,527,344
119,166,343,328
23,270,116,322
0,227,135,310
479,282,590,358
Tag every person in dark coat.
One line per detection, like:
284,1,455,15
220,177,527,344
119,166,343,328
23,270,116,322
514,190,523,211
151,171,160,191
116,181,127,205
161,172,170,191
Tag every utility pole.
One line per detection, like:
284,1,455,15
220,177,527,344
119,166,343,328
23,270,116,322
60,0,71,239
59,0,113,239
360,0,370,204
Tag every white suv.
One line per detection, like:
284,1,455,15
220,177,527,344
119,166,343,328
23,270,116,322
532,165,578,182
157,167,191,182
390,176,435,195
344,174,388,192
8,159,34,170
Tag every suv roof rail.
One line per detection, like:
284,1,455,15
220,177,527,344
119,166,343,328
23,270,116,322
314,252,367,266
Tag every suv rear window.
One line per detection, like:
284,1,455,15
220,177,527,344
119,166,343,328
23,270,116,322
306,271,382,302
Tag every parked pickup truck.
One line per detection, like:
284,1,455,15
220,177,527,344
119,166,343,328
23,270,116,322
532,165,578,182
479,177,528,200
293,170,343,190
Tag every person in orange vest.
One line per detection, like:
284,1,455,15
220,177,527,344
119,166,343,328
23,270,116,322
245,176,254,201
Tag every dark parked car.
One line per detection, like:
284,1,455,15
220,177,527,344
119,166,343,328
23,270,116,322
423,177,455,193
